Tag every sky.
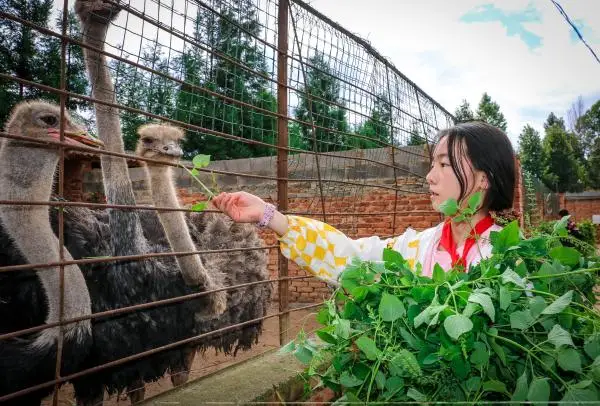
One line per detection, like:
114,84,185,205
307,0,600,147
52,0,600,148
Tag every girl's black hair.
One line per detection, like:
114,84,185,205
437,121,515,212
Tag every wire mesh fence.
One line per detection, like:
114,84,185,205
0,0,453,404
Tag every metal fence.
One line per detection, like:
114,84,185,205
0,0,453,403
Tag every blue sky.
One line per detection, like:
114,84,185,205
311,0,600,147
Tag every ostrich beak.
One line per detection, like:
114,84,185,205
47,128,105,149
161,142,183,158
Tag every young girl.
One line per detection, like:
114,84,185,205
212,121,515,286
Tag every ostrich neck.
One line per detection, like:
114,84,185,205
146,165,208,287
81,18,147,254
0,144,91,341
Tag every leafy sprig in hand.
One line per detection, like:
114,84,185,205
180,154,219,212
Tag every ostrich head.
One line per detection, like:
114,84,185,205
135,123,184,163
3,100,104,149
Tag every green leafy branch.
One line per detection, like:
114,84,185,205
180,154,220,212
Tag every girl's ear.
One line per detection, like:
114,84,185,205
478,172,490,191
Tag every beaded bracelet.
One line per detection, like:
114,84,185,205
257,203,276,228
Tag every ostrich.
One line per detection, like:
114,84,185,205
71,0,271,403
0,100,99,405
134,123,272,385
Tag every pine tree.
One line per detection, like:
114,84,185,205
517,125,543,179
295,53,349,152
454,99,474,122
475,92,507,132
542,125,584,192
354,95,392,149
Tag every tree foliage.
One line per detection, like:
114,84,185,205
476,92,507,132
517,125,543,179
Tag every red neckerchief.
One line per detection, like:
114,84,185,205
439,215,494,270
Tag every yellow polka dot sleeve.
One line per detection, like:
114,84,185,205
278,216,397,285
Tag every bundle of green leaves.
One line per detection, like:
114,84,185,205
284,197,600,404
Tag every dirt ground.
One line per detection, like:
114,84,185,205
39,302,321,406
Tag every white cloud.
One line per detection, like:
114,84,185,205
309,0,600,146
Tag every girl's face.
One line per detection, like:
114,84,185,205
426,135,488,212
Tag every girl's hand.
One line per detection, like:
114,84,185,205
212,191,266,223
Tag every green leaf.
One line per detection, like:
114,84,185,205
192,154,211,168
406,387,427,402
414,303,447,328
432,263,445,284
439,198,458,216
511,372,528,402
501,269,526,288
491,220,520,253
383,248,405,266
379,292,405,322
399,327,422,350
468,191,483,211
339,371,363,387
389,350,422,378
529,296,547,318
584,335,600,359
335,319,350,340
316,330,337,345
499,286,511,310
470,341,489,367
355,336,380,360
527,378,550,405
468,292,495,322
549,246,581,266
554,215,569,235
483,380,507,394
375,370,386,390
191,202,208,212
548,324,574,348
294,345,313,364
541,290,573,315
557,347,582,373
465,376,481,393
510,310,535,330
443,314,473,340
561,387,599,403
590,356,600,382
190,168,199,176
278,340,295,354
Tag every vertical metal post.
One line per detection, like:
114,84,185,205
277,0,290,346
384,66,398,235
415,90,432,163
53,1,69,404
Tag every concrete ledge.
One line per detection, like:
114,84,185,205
139,349,305,405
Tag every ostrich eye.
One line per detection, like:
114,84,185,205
142,137,155,144
40,115,58,126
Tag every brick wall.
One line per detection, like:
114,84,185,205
563,195,600,239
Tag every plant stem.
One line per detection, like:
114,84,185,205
488,332,570,390
180,164,215,198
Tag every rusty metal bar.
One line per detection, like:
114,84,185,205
0,245,279,274
415,91,433,163
277,0,290,346
0,301,324,403
53,2,70,402
0,200,430,217
0,10,433,157
0,275,315,342
288,0,328,225
385,66,399,236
